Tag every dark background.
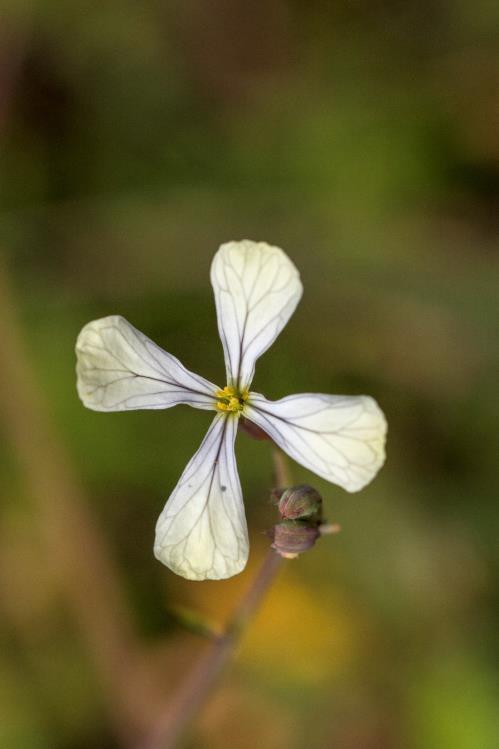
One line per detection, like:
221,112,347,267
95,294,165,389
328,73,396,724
1,2,498,748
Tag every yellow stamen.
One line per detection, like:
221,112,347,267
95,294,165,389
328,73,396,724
215,386,249,413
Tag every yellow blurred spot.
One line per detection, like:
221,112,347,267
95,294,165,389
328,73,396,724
239,573,359,685
170,549,364,686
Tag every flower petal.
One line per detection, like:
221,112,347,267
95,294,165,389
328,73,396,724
76,315,218,411
211,240,303,390
154,414,248,580
245,392,387,492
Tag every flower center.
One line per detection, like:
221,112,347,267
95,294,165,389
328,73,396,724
215,386,249,413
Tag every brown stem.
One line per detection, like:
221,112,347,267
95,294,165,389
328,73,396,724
138,448,291,749
0,14,164,745
0,256,162,745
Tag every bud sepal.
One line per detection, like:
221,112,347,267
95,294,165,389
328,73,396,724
270,520,321,559
272,484,323,523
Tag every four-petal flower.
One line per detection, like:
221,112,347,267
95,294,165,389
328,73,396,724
76,240,387,580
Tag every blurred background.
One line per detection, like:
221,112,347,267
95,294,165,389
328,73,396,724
1,2,498,748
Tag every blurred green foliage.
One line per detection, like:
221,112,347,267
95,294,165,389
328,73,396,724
1,2,498,748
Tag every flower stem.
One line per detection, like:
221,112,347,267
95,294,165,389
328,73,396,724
0,256,161,745
138,449,290,749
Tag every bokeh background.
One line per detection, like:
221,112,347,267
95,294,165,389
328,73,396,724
1,2,498,748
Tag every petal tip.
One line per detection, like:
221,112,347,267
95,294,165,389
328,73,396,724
154,543,248,581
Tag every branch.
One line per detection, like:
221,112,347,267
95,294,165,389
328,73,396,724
138,448,291,749
0,256,164,745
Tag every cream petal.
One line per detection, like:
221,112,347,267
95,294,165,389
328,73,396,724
76,315,218,412
245,392,387,492
211,240,302,390
154,414,248,580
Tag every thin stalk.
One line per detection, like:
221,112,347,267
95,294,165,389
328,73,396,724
138,448,291,749
0,257,161,745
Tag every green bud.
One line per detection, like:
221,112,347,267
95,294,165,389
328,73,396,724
273,484,323,521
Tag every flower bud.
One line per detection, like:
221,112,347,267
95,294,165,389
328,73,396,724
271,520,321,559
273,484,323,521
239,417,270,441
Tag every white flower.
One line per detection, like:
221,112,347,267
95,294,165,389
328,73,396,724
76,240,387,581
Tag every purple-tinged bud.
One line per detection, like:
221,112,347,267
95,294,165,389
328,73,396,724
271,521,321,559
273,484,323,521
239,417,270,441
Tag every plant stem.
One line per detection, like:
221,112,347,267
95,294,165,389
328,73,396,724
0,257,162,745
138,448,290,749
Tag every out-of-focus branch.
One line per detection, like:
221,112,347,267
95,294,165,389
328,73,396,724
0,257,162,746
138,449,290,749
0,13,161,745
